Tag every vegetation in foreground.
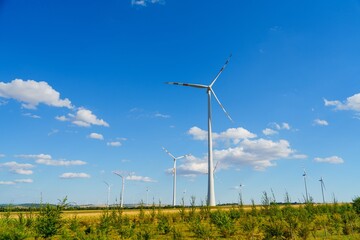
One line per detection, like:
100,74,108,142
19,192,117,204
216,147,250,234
0,195,360,239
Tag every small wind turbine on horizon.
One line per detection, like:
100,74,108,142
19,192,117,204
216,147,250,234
319,177,326,204
165,54,233,206
238,184,244,205
103,181,112,207
302,169,309,203
113,171,127,208
162,146,190,207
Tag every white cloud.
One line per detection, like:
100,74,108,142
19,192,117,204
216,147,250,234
0,79,72,109
263,128,278,136
56,108,109,128
178,126,304,175
48,129,59,136
73,108,109,127
313,119,329,126
23,113,41,119
60,173,90,179
314,156,344,164
0,154,5,158
55,115,69,122
272,122,291,130
132,0,164,7
89,133,104,140
107,141,122,147
126,175,157,182
36,159,86,166
188,127,208,140
154,113,170,119
14,179,33,183
0,181,15,185
0,161,34,175
174,155,208,177
325,94,360,111
188,126,256,143
16,154,86,166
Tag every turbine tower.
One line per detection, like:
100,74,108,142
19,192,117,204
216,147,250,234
166,55,233,206
302,169,309,203
103,181,112,207
162,147,189,207
319,177,326,204
113,171,126,208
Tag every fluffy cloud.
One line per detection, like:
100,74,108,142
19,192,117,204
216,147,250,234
325,94,360,111
60,173,91,179
263,128,278,136
177,126,304,175
131,0,164,7
188,126,256,143
0,154,5,158
89,133,104,140
72,108,109,127
16,154,86,166
0,161,34,175
0,79,72,109
172,155,208,177
56,107,109,127
107,141,122,147
314,156,344,164
126,175,157,182
313,119,329,126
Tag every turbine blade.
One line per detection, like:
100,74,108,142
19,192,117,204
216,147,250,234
162,146,176,159
103,181,109,187
165,82,208,89
209,54,232,88
210,88,233,122
214,161,220,172
175,154,190,160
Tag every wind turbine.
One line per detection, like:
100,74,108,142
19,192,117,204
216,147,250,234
319,177,326,204
302,169,309,203
165,55,233,206
103,181,112,207
113,171,127,208
238,184,244,205
162,147,190,207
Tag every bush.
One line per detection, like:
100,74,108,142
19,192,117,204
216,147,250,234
35,203,64,238
353,196,360,214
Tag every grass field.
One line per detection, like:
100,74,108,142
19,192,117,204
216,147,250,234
1,198,360,239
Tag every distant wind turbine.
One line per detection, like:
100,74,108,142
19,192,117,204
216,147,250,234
162,147,190,207
319,177,326,204
238,184,244,205
165,54,233,206
113,171,127,208
103,181,112,207
302,169,309,203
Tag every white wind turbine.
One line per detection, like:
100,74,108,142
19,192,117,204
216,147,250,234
302,169,309,203
319,177,326,204
162,147,190,207
103,181,112,207
166,55,233,206
113,171,127,208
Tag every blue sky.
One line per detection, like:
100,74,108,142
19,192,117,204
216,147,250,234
1,0,360,205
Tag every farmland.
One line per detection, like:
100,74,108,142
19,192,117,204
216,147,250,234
1,197,359,239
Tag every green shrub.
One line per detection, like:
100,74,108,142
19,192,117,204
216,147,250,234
353,196,360,214
210,210,236,237
35,203,64,238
